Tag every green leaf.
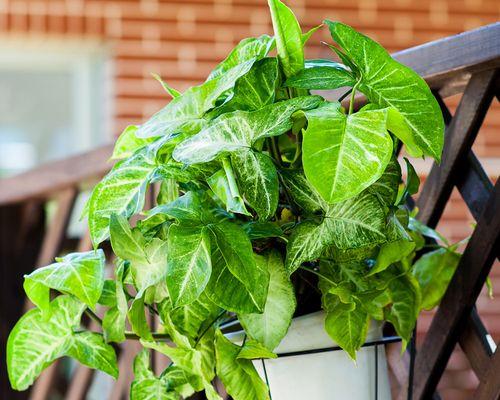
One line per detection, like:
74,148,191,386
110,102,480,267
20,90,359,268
285,221,327,274
385,270,421,347
88,145,158,245
207,168,250,216
67,331,118,378
167,225,212,307
130,350,176,400
412,248,460,310
7,295,86,391
98,280,117,307
232,149,279,219
325,21,444,160
209,57,279,118
302,102,393,203
110,214,169,299
321,190,387,250
110,214,147,262
242,221,283,240
408,217,449,246
128,296,153,341
324,301,369,360
24,250,105,317
268,0,304,78
285,60,356,90
369,240,416,276
286,191,386,273
206,222,269,313
237,339,277,360
396,157,420,205
280,169,325,214
301,25,322,45
207,35,274,81
103,261,128,343
152,73,181,98
168,291,221,339
239,251,296,350
137,60,259,138
367,156,401,208
112,125,156,160
215,330,270,400
173,96,322,165
147,191,207,225
141,325,219,399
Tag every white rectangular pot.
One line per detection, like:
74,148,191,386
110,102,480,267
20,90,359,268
229,311,392,400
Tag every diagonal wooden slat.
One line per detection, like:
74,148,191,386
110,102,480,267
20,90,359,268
29,188,79,400
416,69,497,228
412,180,500,400
474,347,500,400
458,308,494,379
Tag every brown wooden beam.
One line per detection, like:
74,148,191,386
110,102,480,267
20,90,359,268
474,347,500,400
412,180,500,399
416,69,497,228
458,309,494,379
0,144,114,206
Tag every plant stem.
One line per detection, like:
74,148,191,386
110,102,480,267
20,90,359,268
267,137,282,167
222,157,240,198
85,309,103,325
299,265,337,286
194,310,227,347
290,130,303,167
348,80,361,115
124,331,171,341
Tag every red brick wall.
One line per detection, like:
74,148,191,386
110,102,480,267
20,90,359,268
1,1,498,398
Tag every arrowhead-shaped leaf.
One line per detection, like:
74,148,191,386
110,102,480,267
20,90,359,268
209,57,279,118
285,59,356,90
206,221,269,313
232,149,279,220
167,225,212,307
67,331,119,378
207,35,274,81
324,301,369,360
325,20,444,160
102,261,128,343
111,125,155,160
110,214,168,299
7,296,86,390
173,96,322,165
268,0,304,78
215,330,270,400
385,269,421,347
286,191,386,273
130,350,177,400
24,250,105,317
302,102,393,203
137,60,259,138
88,143,160,245
412,248,460,310
239,251,296,350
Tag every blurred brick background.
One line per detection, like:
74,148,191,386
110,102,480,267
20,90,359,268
0,1,498,399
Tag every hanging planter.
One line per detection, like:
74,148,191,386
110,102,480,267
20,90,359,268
227,312,394,400
6,0,460,399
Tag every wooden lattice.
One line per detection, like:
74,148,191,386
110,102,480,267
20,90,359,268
0,23,499,400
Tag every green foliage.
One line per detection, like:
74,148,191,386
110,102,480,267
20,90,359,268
9,1,455,398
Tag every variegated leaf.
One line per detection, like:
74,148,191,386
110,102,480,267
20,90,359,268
302,102,393,203
172,96,322,165
24,250,105,317
325,21,444,160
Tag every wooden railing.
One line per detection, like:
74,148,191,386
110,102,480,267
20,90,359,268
0,22,499,400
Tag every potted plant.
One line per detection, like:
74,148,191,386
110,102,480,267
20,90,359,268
7,0,462,399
